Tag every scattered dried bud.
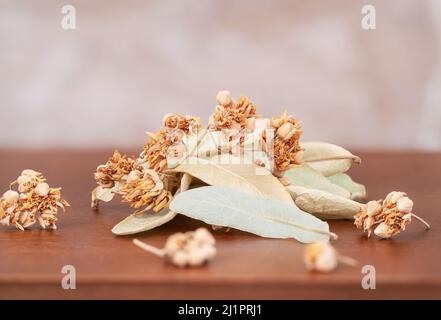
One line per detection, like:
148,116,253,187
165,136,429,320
1,171,69,231
303,241,356,273
355,191,429,239
303,242,338,272
216,90,233,107
133,228,217,268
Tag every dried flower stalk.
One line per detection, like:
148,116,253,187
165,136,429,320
1,170,70,231
354,191,430,239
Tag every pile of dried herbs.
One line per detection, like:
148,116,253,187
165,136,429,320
91,90,430,269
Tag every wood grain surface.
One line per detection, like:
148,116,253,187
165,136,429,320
0,151,440,299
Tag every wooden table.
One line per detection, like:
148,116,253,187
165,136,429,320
0,151,440,299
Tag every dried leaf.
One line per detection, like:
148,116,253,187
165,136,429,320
327,173,367,201
171,156,294,204
170,186,334,243
301,141,361,177
111,174,192,235
286,186,363,220
284,164,350,198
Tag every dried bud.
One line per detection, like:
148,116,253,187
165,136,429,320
303,242,338,273
276,122,296,140
133,228,217,268
21,169,41,177
126,170,143,183
396,196,413,213
2,190,19,204
373,222,395,239
216,90,233,107
35,182,50,197
1,171,69,231
355,191,429,239
303,241,356,273
245,117,256,132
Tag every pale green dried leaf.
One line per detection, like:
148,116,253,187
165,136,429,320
111,174,192,235
284,164,350,198
286,185,363,220
327,173,367,201
301,141,361,177
171,156,294,204
170,186,334,243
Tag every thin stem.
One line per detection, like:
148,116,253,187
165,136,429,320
411,213,431,230
133,239,165,258
338,254,358,267
306,155,361,164
9,180,17,190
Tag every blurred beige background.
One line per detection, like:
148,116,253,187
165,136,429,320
1,0,440,150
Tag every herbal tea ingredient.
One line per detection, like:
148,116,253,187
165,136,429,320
0,170,70,230
354,191,430,239
303,241,357,273
263,111,303,176
133,228,216,268
111,174,193,236
169,186,336,243
91,89,429,244
209,90,257,132
91,90,311,236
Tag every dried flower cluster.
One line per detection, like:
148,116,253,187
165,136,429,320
140,114,201,172
208,90,257,132
120,169,173,212
0,170,70,230
263,111,303,175
93,90,303,216
355,191,430,239
94,150,137,188
303,241,356,273
92,114,200,212
133,228,216,268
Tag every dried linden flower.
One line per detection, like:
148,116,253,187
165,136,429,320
1,171,70,231
354,191,430,239
133,228,216,268
303,241,356,273
209,91,257,132
119,169,172,212
262,111,303,175
94,150,136,188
